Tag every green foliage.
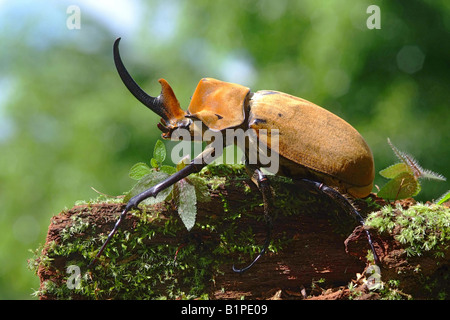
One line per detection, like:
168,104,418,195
128,139,176,181
125,170,172,206
125,140,209,231
366,203,450,258
436,190,450,206
378,171,421,200
377,139,446,200
124,140,172,205
128,162,152,180
152,140,166,167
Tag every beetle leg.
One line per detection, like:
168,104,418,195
88,145,218,268
301,179,380,265
232,164,273,273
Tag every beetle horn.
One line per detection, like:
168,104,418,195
113,38,185,125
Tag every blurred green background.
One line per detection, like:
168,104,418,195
0,0,448,299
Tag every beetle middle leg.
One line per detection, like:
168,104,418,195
232,163,273,273
301,179,380,265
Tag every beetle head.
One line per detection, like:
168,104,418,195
113,38,190,139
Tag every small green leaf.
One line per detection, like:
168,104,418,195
150,158,159,169
176,155,190,172
379,163,412,179
174,179,197,231
160,165,177,175
128,162,152,180
124,171,172,205
153,140,166,164
377,172,420,200
436,190,450,205
186,175,211,203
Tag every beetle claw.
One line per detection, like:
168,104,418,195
157,122,169,133
232,246,267,274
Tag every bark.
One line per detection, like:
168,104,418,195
33,165,450,300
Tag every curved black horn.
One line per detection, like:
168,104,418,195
113,38,169,121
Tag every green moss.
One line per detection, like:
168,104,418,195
199,163,247,177
361,202,450,299
29,163,373,299
366,203,450,258
29,165,278,299
74,194,125,207
33,208,223,299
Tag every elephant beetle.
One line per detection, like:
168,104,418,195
89,38,378,272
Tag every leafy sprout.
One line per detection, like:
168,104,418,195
124,140,209,231
377,138,446,200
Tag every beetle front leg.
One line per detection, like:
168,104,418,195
301,179,380,265
88,145,218,268
232,164,273,273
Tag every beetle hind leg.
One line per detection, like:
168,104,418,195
232,165,273,273
301,179,380,265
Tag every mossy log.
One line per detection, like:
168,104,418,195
31,164,450,300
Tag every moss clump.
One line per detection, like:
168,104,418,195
199,163,247,177
29,164,295,300
29,204,228,299
366,203,450,258
29,164,378,300
363,202,450,299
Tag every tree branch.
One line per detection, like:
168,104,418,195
31,164,450,300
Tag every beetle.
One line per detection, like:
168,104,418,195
89,38,379,272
